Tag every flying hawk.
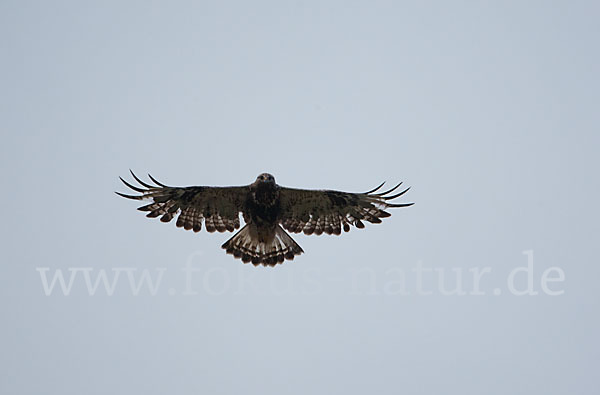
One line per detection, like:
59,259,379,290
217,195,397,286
117,171,413,266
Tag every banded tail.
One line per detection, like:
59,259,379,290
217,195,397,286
221,224,304,266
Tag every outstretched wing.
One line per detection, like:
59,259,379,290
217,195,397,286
278,182,413,235
116,171,248,233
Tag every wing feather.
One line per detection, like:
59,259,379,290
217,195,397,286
117,172,248,233
278,182,413,235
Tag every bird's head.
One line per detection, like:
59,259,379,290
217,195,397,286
256,173,276,185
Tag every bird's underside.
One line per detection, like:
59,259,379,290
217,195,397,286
117,171,413,267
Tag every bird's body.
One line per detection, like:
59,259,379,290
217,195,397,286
246,174,281,226
117,172,413,266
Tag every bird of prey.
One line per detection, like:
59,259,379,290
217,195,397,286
117,172,413,266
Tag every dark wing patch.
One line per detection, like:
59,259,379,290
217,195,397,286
117,170,248,233
278,182,413,236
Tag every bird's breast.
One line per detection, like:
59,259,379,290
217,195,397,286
247,186,280,225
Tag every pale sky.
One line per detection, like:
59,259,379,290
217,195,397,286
1,1,599,394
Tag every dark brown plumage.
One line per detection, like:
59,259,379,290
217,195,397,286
117,171,413,266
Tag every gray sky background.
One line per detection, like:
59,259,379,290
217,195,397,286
1,1,599,394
